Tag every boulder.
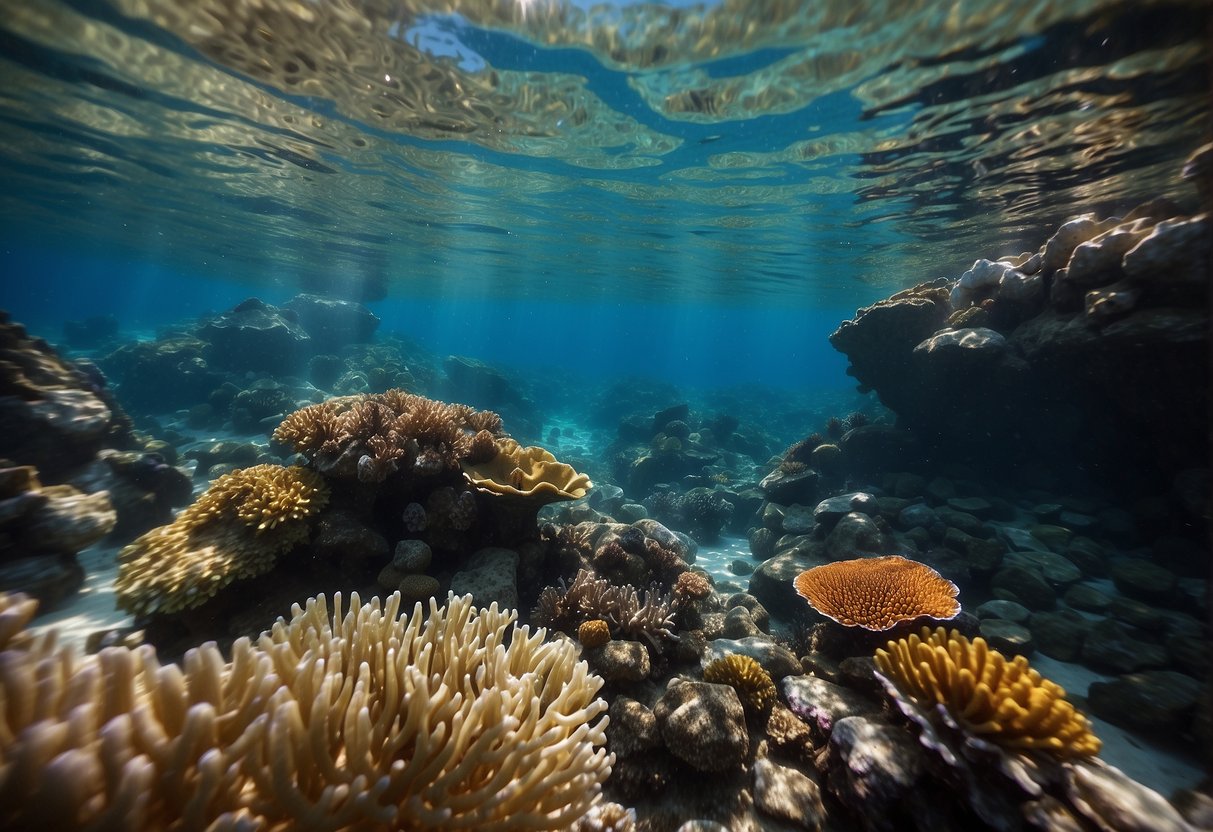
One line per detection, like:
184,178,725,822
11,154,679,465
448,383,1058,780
450,547,519,610
654,679,749,772
282,294,379,353
197,298,311,374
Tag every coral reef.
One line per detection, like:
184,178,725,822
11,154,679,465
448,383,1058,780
875,626,1101,758
703,653,778,714
0,590,612,830
794,555,961,630
115,464,329,616
534,568,677,650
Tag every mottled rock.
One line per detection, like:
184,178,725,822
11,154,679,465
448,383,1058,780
821,716,924,827
813,492,880,528
760,466,820,506
752,757,825,831
450,547,518,609
1004,549,1082,586
23,486,115,554
705,636,802,680
397,574,440,606
991,565,1056,610
782,504,817,535
588,640,650,683
725,593,771,632
198,298,311,374
722,606,762,639
782,675,881,739
391,539,432,573
1067,759,1199,832
748,546,828,621
1088,670,1204,732
1030,609,1091,662
975,599,1031,623
311,512,389,563
1109,557,1177,603
824,512,889,561
979,618,1033,656
606,696,661,758
749,526,776,560
655,679,749,771
1082,619,1167,674
0,553,84,608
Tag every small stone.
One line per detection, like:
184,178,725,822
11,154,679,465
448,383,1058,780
722,606,762,638
1030,609,1091,662
752,757,825,831
1082,619,1168,674
655,679,749,771
1064,583,1111,612
975,599,1031,623
1109,558,1177,603
1030,524,1073,552
1004,549,1082,585
1088,670,1204,732
824,512,889,560
1108,597,1165,631
1065,536,1108,576
450,547,518,610
729,558,753,575
589,640,650,683
822,717,925,820
942,527,1005,572
992,565,1056,610
397,574,440,606
813,492,880,527
391,539,432,573
946,496,993,518
782,504,817,534
935,507,985,537
896,503,940,533
606,697,661,758
979,619,1034,656
617,503,648,523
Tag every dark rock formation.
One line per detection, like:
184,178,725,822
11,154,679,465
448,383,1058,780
197,298,311,375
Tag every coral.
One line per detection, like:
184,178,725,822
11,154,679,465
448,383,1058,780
783,434,823,466
875,626,1100,759
537,569,677,650
463,437,591,504
273,390,504,483
579,618,612,648
672,570,712,601
704,653,778,714
681,487,734,542
825,415,845,439
643,537,688,585
115,464,328,616
843,411,869,431
793,555,960,631
593,540,630,569
0,590,613,830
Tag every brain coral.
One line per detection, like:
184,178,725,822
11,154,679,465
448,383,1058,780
793,554,960,630
463,437,592,503
875,626,1101,758
703,654,778,714
115,464,328,615
0,590,613,830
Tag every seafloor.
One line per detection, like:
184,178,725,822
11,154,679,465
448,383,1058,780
0,155,1210,831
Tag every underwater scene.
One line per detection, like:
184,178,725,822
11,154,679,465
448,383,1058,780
0,0,1210,829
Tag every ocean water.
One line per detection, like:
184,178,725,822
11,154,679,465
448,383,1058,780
0,1,1210,831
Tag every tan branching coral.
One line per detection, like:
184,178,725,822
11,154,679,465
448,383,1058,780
0,590,613,830
463,437,592,503
874,627,1101,758
273,390,505,483
536,569,677,649
793,554,960,630
672,570,711,601
703,654,778,714
115,464,328,615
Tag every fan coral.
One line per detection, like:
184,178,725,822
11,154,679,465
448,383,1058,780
579,618,612,648
115,464,328,616
793,555,960,631
273,390,504,482
463,437,592,503
0,590,613,830
875,627,1101,758
703,654,778,714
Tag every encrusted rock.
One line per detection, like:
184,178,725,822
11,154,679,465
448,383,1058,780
391,539,433,574
450,547,518,610
654,679,749,772
820,716,925,830
1081,618,1167,674
705,635,802,680
782,675,881,740
752,757,825,831
1088,670,1204,733
588,640,650,683
606,696,662,758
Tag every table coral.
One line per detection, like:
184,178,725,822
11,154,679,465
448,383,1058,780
115,464,328,615
874,626,1101,758
463,437,592,503
793,555,960,631
0,590,613,830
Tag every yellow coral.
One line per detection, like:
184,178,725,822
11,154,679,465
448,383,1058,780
703,654,778,713
0,591,613,830
115,464,328,615
578,618,611,648
875,627,1101,758
463,437,592,503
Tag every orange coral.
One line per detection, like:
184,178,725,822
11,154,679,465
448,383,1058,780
875,627,1101,758
578,619,611,648
793,555,959,630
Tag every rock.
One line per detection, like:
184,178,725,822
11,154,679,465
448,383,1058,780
749,526,776,560
782,504,817,534
760,466,820,506
397,574,441,606
1064,537,1108,577
391,539,433,574
979,619,1033,656
23,486,115,554
974,599,1031,623
616,503,648,524
1029,524,1073,552
443,355,523,410
1107,596,1165,632
1003,549,1082,585
821,716,925,828
813,492,880,528
942,527,1004,572
197,298,311,374
1066,758,1199,832
1088,670,1204,733
782,675,881,739
752,757,825,831
946,496,993,518
1029,609,1091,662
729,558,753,576
722,606,762,638
839,425,923,475
1082,619,1167,674
586,640,648,683
1109,557,1177,603
282,294,379,353
991,565,1056,610
748,546,828,621
824,512,890,561
0,553,84,608
896,503,941,535
311,512,389,563
654,679,749,772
705,636,802,679
606,697,661,758
725,593,771,631
1122,214,1211,295
450,547,519,610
